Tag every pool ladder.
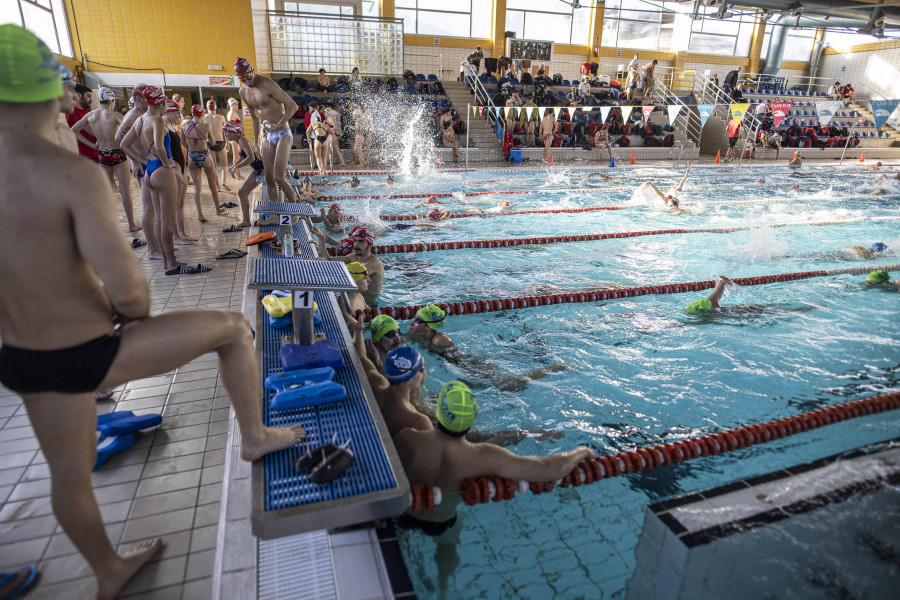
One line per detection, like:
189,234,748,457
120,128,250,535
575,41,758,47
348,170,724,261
671,140,695,171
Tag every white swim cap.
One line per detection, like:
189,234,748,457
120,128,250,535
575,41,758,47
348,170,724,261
98,87,116,102
228,98,239,106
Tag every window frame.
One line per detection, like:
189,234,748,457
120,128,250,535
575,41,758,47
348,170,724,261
394,0,486,38
505,4,593,46
14,0,72,57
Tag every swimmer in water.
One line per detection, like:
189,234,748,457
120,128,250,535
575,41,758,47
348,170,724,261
638,182,683,214
470,201,512,215
684,276,733,315
386,174,394,186
846,242,887,259
875,172,900,181
585,172,615,181
863,270,900,290
390,208,451,229
673,168,690,192
867,162,883,171
787,152,802,167
364,314,402,373
343,262,371,314
871,188,888,196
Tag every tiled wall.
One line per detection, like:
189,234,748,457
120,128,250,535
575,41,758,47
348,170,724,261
818,43,900,100
64,0,256,75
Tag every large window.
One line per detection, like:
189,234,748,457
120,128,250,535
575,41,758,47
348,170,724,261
269,1,378,17
687,7,755,56
823,29,883,51
395,0,491,38
760,23,816,62
601,0,674,52
505,0,592,46
3,0,72,57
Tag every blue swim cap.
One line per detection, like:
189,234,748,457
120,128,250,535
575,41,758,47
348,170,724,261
384,346,424,383
870,242,887,253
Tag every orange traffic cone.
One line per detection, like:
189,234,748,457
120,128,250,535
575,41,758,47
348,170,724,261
859,151,865,163
548,150,553,165
630,150,636,165
715,149,720,164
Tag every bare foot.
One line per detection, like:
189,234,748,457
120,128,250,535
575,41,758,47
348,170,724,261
96,538,163,600
128,224,143,233
238,221,252,228
241,425,306,461
187,180,193,186
198,214,208,223
166,261,187,270
216,209,227,216
236,175,245,180
174,236,196,245
94,389,114,401
222,183,232,192
148,252,163,260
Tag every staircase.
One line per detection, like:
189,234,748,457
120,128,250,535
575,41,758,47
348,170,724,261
441,80,503,153
850,100,900,147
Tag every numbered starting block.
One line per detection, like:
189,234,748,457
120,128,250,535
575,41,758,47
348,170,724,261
265,367,347,411
249,259,359,345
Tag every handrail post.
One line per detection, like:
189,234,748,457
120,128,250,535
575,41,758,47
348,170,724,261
466,103,470,168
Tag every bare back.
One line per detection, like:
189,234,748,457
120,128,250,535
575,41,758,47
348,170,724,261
89,107,124,150
183,118,211,153
0,129,145,349
203,113,226,142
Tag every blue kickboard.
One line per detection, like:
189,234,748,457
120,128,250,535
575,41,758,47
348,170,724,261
97,414,162,437
271,381,347,411
265,367,335,392
97,411,134,426
280,340,345,372
94,434,135,470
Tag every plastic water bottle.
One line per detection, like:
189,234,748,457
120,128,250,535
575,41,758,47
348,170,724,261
283,231,294,257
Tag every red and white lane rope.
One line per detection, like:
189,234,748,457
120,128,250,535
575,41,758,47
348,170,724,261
356,264,900,321
341,217,900,256
407,390,900,510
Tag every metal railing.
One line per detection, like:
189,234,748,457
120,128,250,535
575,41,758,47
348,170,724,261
403,52,443,80
653,74,704,148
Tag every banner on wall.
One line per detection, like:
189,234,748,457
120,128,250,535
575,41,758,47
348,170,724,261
524,106,533,121
620,105,634,123
641,105,655,123
813,101,844,126
600,106,611,123
554,107,563,120
730,103,750,126
870,99,900,131
667,105,682,126
769,101,793,128
697,104,715,128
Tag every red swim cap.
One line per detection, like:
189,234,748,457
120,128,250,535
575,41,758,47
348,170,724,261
792,184,799,189
667,194,673,200
329,202,343,215
191,104,204,117
235,57,253,76
165,99,180,113
142,86,166,106
427,208,442,220
206,99,216,110
426,196,437,203
223,120,242,135
499,201,511,207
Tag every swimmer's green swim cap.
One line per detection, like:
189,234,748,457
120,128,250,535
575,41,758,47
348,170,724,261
370,315,399,342
0,25,63,103
865,270,890,284
437,381,476,433
684,299,712,315
416,305,446,330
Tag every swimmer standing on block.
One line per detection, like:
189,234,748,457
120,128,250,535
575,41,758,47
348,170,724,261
0,26,305,600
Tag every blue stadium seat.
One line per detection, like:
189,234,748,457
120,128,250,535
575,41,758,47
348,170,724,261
306,83,317,92
487,76,498,84
427,74,437,81
510,77,520,85
562,80,571,87
416,73,425,81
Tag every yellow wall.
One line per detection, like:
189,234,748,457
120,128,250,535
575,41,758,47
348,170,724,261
64,0,256,74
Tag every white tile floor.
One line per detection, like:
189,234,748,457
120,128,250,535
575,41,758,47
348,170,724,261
0,171,254,599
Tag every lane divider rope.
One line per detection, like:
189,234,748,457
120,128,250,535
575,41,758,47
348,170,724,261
338,217,900,256
356,263,900,321
406,390,900,511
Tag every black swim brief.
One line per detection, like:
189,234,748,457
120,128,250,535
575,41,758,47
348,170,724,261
728,136,738,148
395,512,457,537
0,328,121,394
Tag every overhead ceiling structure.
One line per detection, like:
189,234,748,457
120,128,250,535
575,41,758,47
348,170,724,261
700,0,900,33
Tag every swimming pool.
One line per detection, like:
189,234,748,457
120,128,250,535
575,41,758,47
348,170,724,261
336,165,900,598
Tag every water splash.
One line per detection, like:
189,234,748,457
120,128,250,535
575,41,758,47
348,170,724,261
725,227,789,263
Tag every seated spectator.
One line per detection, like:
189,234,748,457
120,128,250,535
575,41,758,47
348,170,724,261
730,86,744,102
349,67,363,88
566,86,579,103
831,81,842,101
579,76,592,97
840,83,855,101
317,68,333,92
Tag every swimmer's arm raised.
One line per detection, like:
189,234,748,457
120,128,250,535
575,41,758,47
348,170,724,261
348,316,390,394
71,167,149,319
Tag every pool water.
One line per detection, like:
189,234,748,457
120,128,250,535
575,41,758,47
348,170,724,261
338,166,900,599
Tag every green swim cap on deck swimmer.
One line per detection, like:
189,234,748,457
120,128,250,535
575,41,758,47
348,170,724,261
416,305,446,330
865,270,890,284
370,315,399,342
437,381,477,433
0,25,63,103
684,299,713,315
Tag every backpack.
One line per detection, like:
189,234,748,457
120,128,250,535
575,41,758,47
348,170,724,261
521,72,533,85
619,135,631,147
663,134,674,147
292,77,307,92
453,120,466,134
553,74,563,85
586,121,598,136
552,133,563,147
560,122,572,134
622,123,631,135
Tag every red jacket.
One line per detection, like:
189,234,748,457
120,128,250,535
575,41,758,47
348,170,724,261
66,105,98,159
